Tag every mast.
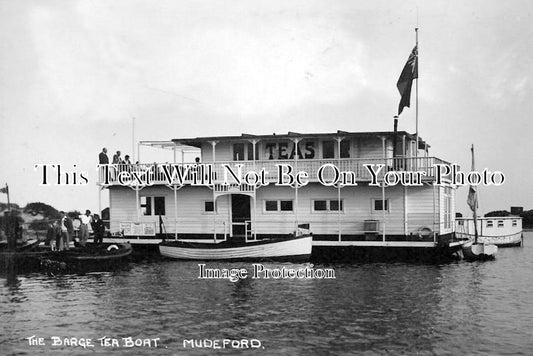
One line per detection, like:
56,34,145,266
415,27,419,162
132,117,136,162
467,144,479,244
472,145,479,244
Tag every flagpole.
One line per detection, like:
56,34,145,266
132,117,136,163
415,27,419,163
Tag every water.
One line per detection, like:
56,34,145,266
2,233,533,355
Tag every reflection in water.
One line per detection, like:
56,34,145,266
1,234,533,355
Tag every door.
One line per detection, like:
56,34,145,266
231,194,251,238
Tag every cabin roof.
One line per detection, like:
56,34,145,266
169,131,428,148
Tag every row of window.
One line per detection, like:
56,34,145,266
486,220,518,228
265,199,346,212
457,220,518,228
140,196,389,215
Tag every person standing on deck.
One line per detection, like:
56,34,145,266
99,148,109,164
79,210,92,247
59,212,71,250
112,151,123,164
53,219,63,251
91,214,105,245
65,213,74,249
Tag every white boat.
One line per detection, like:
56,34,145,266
456,216,523,247
159,234,312,261
462,240,498,261
461,144,497,261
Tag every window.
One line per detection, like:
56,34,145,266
233,143,245,161
340,140,350,158
497,220,504,227
247,143,259,160
330,200,343,211
512,220,517,227
487,220,493,228
154,197,165,215
265,200,293,212
313,200,343,212
140,196,151,215
314,200,327,211
280,200,293,211
204,201,216,212
265,201,278,211
322,140,335,159
141,196,165,216
373,199,389,212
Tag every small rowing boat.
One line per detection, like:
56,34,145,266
159,234,312,261
43,242,133,269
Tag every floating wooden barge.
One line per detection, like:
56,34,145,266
97,131,464,261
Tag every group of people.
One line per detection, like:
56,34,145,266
47,210,106,251
99,147,133,165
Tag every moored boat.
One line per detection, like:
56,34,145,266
49,242,132,262
0,241,53,272
456,216,523,247
460,144,497,261
39,242,133,272
462,240,498,261
159,234,312,261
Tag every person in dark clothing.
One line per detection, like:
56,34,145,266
99,147,109,164
91,214,105,245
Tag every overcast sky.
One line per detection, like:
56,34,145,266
1,0,532,216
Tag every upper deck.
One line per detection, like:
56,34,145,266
97,131,453,187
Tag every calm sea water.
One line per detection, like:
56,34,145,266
1,233,533,356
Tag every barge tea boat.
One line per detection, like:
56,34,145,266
97,130,464,261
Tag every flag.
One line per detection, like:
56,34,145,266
0,186,7,194
467,145,478,212
467,185,478,212
397,46,418,115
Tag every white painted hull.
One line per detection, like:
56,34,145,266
159,235,312,261
462,241,497,261
456,231,522,247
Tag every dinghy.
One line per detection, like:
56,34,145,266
159,234,312,261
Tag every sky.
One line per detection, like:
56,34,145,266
0,0,532,216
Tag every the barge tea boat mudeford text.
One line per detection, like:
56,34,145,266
96,130,464,261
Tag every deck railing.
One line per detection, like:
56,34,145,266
97,156,452,187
